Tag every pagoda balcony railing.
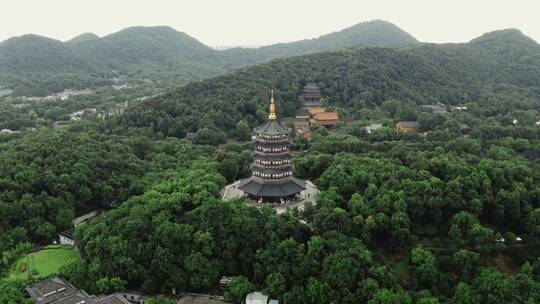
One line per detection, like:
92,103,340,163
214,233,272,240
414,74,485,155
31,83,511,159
253,137,291,144
251,176,295,184
253,150,291,156
251,165,293,172
254,142,291,149
253,154,292,161
252,161,293,167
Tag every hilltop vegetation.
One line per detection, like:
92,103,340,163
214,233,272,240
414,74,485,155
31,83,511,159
218,20,418,67
118,29,540,139
0,20,417,96
2,23,540,303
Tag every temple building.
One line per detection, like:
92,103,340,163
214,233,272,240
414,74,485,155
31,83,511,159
239,91,306,203
310,111,340,127
302,83,323,108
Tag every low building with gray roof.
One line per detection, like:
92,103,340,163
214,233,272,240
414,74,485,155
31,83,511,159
26,276,81,304
243,292,278,304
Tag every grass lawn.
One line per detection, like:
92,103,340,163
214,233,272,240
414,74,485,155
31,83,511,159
7,245,79,281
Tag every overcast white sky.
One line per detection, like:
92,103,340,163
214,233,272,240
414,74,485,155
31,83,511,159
1,0,539,46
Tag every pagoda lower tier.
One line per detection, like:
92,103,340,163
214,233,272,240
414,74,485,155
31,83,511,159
238,176,306,202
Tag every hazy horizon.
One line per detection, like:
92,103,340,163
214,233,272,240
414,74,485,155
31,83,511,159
2,0,540,46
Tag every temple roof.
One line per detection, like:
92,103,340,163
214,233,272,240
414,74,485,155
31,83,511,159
314,112,339,121
303,83,320,90
239,177,305,197
254,120,290,135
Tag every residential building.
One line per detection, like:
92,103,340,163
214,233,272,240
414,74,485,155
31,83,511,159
59,228,75,246
117,291,147,304
297,128,312,140
26,276,91,304
396,121,420,132
450,105,468,112
219,277,233,290
185,132,196,141
74,211,100,227
280,117,310,130
420,104,447,114
362,123,383,134
58,210,99,246
243,292,278,304
27,276,131,304
95,294,131,304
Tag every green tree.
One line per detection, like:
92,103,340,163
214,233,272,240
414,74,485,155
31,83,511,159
450,283,480,304
224,276,255,304
368,289,412,304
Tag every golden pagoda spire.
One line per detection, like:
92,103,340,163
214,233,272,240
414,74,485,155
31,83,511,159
268,89,277,120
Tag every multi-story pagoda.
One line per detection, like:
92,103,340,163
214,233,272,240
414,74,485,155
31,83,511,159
301,83,323,108
239,91,306,203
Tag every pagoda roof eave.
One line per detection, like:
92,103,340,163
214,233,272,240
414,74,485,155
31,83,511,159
239,177,306,197
254,121,290,135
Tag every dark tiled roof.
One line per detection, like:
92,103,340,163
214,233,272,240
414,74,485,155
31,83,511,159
239,177,305,197
52,291,95,304
280,117,309,124
420,105,446,112
397,121,419,128
521,149,539,159
95,294,131,304
26,277,77,304
27,277,133,304
303,83,319,90
254,121,290,135
60,227,75,240
73,210,99,226
303,100,323,106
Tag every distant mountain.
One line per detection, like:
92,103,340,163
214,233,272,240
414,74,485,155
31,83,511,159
68,26,219,69
219,20,419,67
119,28,540,137
469,28,538,48
466,29,540,87
0,34,95,74
0,34,109,96
0,20,419,96
66,33,100,43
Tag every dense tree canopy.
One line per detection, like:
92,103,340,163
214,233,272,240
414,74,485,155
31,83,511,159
2,23,540,304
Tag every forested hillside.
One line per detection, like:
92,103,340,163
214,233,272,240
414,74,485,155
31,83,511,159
0,20,417,96
2,21,540,304
0,35,110,96
218,20,418,67
118,29,540,139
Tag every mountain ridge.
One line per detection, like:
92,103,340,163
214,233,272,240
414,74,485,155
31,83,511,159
117,30,540,137
2,21,539,97
66,32,100,43
0,20,421,96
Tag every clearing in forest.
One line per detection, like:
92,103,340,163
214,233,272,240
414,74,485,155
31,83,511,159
7,245,79,281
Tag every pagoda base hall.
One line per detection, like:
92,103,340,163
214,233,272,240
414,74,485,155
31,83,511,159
238,176,306,203
222,179,319,213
